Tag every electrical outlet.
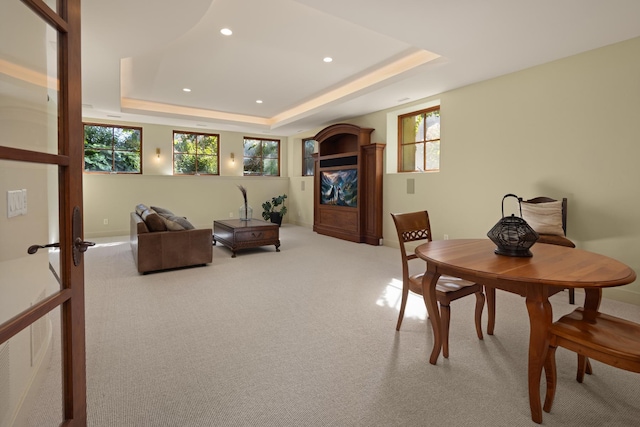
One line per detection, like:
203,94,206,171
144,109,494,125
229,212,233,218
103,219,109,225
444,234,449,240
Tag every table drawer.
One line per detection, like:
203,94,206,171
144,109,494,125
235,228,278,242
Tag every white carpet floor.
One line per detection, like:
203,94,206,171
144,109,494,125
28,225,640,426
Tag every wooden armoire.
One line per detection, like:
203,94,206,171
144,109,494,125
313,123,384,245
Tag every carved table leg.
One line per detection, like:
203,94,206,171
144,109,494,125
525,284,553,424
486,286,496,335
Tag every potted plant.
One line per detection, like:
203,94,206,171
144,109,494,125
262,194,287,226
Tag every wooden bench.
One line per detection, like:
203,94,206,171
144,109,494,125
543,307,640,414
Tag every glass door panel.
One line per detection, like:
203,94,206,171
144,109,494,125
0,160,61,426
26,308,63,426
0,160,60,324
0,0,59,154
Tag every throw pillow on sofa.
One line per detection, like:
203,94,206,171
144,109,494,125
162,215,195,231
141,208,167,232
150,206,174,216
135,203,149,217
150,206,195,231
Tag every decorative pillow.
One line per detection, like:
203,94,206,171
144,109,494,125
135,203,149,217
521,201,564,236
150,206,174,216
161,215,195,231
141,208,167,232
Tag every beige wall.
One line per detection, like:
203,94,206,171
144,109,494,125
285,132,315,228
85,174,289,236
337,37,640,305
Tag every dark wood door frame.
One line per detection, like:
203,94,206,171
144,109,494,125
0,0,86,425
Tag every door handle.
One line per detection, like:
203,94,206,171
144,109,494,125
27,239,95,254
27,207,95,266
74,237,95,253
27,243,60,254
72,206,93,266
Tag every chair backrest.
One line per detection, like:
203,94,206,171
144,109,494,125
524,196,569,236
391,211,432,277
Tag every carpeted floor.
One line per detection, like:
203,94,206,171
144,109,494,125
28,225,640,426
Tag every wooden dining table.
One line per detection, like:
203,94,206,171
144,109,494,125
414,239,636,424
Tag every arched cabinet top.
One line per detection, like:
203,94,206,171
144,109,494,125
313,123,373,144
313,123,374,157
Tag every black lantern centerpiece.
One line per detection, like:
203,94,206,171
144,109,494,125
487,194,539,257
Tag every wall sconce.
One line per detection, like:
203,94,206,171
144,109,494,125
156,148,161,158
230,152,235,163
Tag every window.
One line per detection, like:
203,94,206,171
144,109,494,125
83,124,142,173
398,106,440,172
173,131,219,175
302,138,316,176
243,137,280,176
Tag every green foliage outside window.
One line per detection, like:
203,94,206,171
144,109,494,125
303,139,315,176
173,132,219,175
84,124,141,173
243,138,280,176
398,107,440,172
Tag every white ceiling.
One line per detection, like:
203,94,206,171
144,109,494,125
81,0,640,136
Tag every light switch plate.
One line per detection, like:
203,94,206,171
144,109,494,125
7,190,20,218
21,189,27,215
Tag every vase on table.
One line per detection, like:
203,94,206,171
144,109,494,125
239,205,253,221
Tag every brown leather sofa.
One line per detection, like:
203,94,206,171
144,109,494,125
130,207,212,274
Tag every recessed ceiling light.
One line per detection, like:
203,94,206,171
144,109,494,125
256,100,263,104
183,88,191,92
323,57,333,63
220,28,233,36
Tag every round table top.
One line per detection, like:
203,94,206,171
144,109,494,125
415,239,636,289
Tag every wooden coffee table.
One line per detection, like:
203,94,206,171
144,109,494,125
213,219,280,257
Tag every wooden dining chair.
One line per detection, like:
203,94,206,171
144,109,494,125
486,196,575,335
391,211,485,358
523,197,576,304
543,307,640,414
